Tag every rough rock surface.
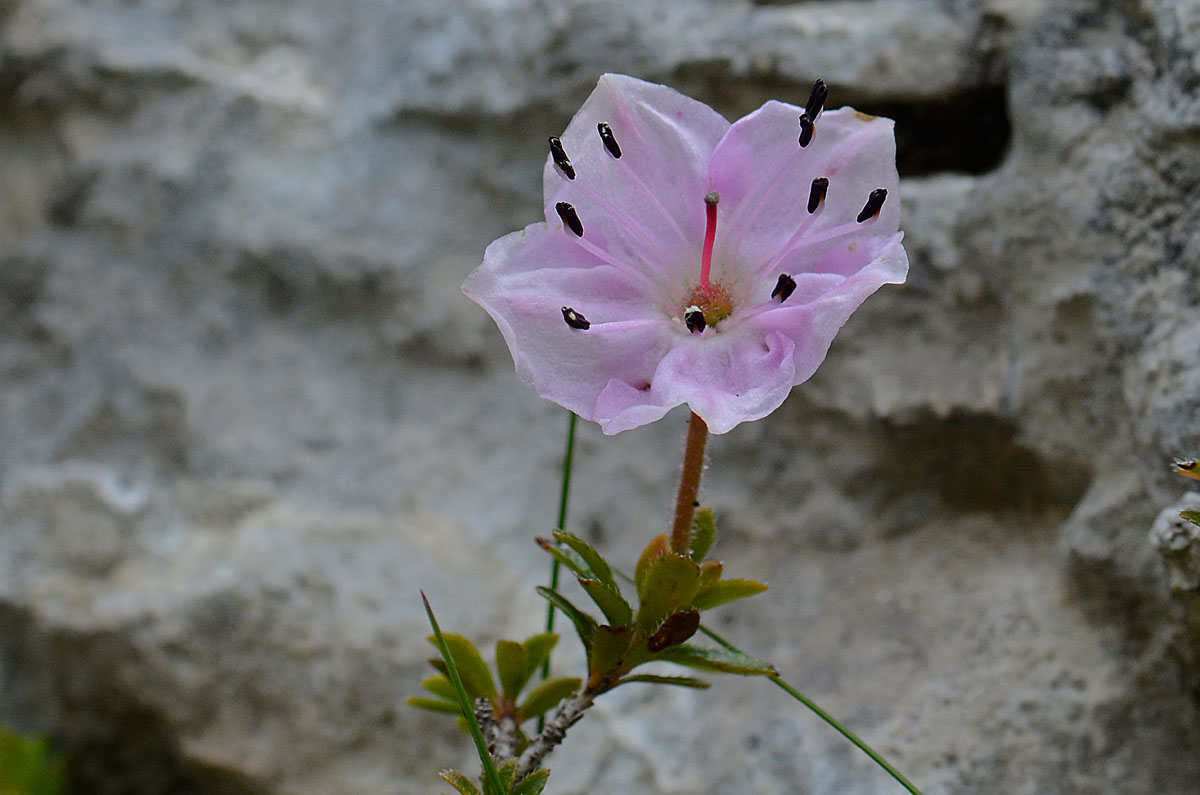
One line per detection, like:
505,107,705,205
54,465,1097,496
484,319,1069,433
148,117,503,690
1,0,1199,793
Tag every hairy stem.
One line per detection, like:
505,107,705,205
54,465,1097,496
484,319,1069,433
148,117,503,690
475,698,519,763
516,689,596,782
670,412,709,554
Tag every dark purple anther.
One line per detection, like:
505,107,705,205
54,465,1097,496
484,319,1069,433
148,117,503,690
807,177,829,214
561,306,590,330
856,188,887,223
556,201,584,236
771,273,797,303
597,122,622,159
549,136,575,180
798,113,814,148
805,79,828,121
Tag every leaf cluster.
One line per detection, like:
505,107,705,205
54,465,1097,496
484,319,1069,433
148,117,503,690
536,507,774,693
409,632,581,751
439,762,549,795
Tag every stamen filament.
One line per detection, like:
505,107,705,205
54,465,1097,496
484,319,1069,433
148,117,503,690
747,215,885,288
568,180,676,276
614,158,693,254
566,233,662,294
724,124,877,259
578,317,674,334
745,200,824,287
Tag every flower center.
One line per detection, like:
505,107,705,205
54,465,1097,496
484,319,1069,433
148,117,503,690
683,191,733,332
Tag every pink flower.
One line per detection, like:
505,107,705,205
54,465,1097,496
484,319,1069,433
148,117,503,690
463,74,908,434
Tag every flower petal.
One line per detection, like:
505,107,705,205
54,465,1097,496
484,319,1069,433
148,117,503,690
651,327,798,435
464,222,676,418
708,102,900,286
748,232,909,384
544,74,730,291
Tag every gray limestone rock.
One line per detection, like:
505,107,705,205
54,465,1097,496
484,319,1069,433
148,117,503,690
2,0,1200,793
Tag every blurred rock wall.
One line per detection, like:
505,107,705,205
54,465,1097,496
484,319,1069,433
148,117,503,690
1,0,1199,793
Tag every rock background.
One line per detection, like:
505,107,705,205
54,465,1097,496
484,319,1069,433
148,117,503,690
1,0,1199,792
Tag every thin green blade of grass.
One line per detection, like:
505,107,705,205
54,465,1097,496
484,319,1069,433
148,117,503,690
421,591,506,795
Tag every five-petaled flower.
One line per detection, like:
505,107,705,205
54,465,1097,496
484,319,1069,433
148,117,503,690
463,74,908,434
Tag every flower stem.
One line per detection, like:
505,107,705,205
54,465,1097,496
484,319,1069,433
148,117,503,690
538,411,579,732
670,411,709,555
696,623,923,795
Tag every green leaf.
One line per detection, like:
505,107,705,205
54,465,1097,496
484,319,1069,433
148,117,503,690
587,625,632,681
513,768,552,795
422,593,506,795
518,677,582,721
578,578,633,627
427,633,498,700
521,633,559,681
655,643,777,676
635,533,669,591
407,696,464,714
535,587,597,649
496,640,528,701
0,728,65,795
421,674,458,702
535,537,593,580
697,560,722,591
690,507,717,561
1181,510,1200,527
636,553,702,635
553,529,617,591
691,578,769,611
439,769,482,795
614,674,712,689
496,758,519,792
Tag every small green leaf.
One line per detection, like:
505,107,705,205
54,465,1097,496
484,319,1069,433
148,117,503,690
496,758,519,792
521,633,559,681
697,560,722,591
691,578,769,611
427,633,498,700
535,537,594,580
655,643,777,676
635,533,669,591
407,696,464,714
496,640,528,701
579,578,633,627
553,529,617,591
614,673,712,689
535,587,597,649
421,674,458,702
690,507,717,561
439,769,482,795
587,625,633,682
513,768,552,795
1181,510,1200,527
636,553,702,635
518,677,582,721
